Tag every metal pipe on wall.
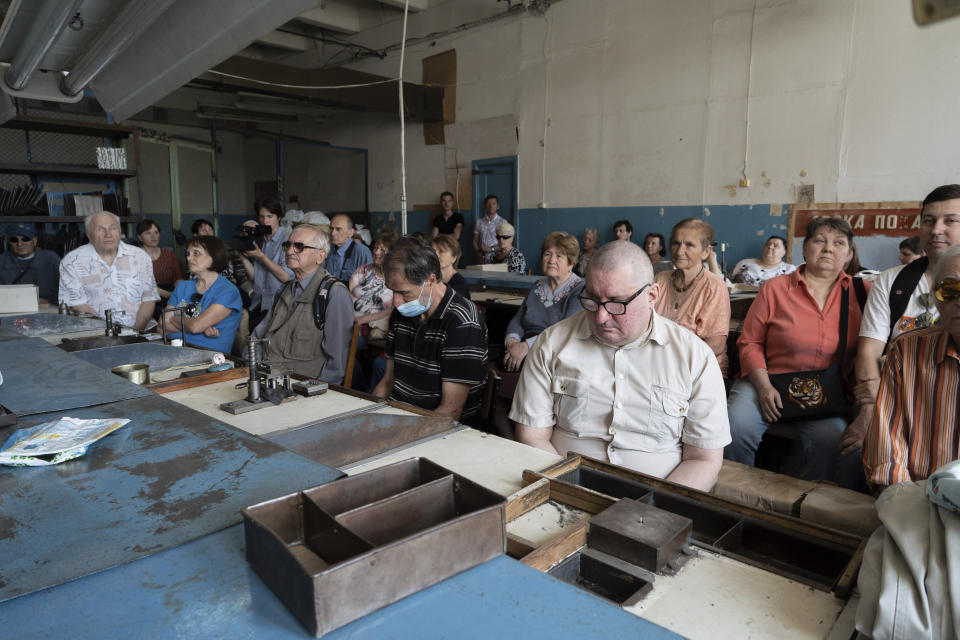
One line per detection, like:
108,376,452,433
60,0,178,97
3,0,83,91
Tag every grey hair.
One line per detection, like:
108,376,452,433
84,211,120,233
587,238,653,284
294,223,330,254
933,244,960,284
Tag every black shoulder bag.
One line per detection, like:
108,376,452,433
767,284,855,422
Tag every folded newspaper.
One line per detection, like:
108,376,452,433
0,417,131,466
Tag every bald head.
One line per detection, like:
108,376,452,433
588,239,653,284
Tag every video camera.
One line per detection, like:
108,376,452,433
231,224,272,251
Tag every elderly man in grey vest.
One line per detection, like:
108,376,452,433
257,224,353,383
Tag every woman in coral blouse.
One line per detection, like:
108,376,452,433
724,217,870,491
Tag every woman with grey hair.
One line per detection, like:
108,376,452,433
489,221,526,273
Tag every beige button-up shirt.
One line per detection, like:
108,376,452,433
510,310,730,479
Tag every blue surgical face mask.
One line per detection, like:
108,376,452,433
396,282,432,317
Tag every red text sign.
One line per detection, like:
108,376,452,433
793,207,922,238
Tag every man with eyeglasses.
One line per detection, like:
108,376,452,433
258,224,353,384
863,243,960,493
841,185,960,458
509,241,730,491
0,222,59,303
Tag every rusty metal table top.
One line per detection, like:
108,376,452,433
0,393,343,602
0,335,153,416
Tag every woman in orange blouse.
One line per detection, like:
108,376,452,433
654,218,730,375
725,217,870,491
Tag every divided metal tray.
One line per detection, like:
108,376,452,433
243,457,506,637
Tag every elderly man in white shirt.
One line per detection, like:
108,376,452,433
59,211,159,330
510,240,730,491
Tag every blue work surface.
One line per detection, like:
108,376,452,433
0,393,343,602
0,327,23,342
72,342,215,373
0,337,152,415
0,525,681,639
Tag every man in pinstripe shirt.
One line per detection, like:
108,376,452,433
372,237,488,420
863,244,960,493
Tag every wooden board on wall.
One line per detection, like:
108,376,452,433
786,201,922,262
423,49,456,146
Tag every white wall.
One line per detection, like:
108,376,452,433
295,0,960,212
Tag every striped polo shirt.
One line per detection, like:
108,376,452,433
386,286,488,419
863,326,960,488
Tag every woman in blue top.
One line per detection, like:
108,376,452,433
165,236,242,353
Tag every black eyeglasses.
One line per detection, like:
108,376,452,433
579,284,650,316
9,235,31,243
496,235,513,240
935,278,960,302
282,241,320,253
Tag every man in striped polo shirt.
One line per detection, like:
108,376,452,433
863,243,960,493
372,236,488,420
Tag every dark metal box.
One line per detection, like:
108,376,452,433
242,457,506,636
588,497,692,572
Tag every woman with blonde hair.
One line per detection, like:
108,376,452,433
489,221,526,273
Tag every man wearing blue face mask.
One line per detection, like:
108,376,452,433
372,236,488,420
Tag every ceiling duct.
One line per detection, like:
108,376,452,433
60,0,178,97
2,0,82,92
89,0,320,122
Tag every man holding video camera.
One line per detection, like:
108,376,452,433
240,196,293,330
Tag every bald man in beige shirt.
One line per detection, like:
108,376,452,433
510,241,730,491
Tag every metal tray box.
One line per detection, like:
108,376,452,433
243,457,506,636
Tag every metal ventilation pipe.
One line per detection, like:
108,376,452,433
3,0,84,92
60,0,177,97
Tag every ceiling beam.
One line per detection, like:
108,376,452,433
296,5,360,34
255,30,312,51
378,0,429,12
202,56,442,121
89,0,320,122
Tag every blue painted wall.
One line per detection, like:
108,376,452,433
370,204,790,276
351,204,912,275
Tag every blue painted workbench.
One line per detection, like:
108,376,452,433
0,524,680,639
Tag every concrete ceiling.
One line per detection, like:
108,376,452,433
0,0,450,125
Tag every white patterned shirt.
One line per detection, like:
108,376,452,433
59,241,159,327
474,214,506,262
